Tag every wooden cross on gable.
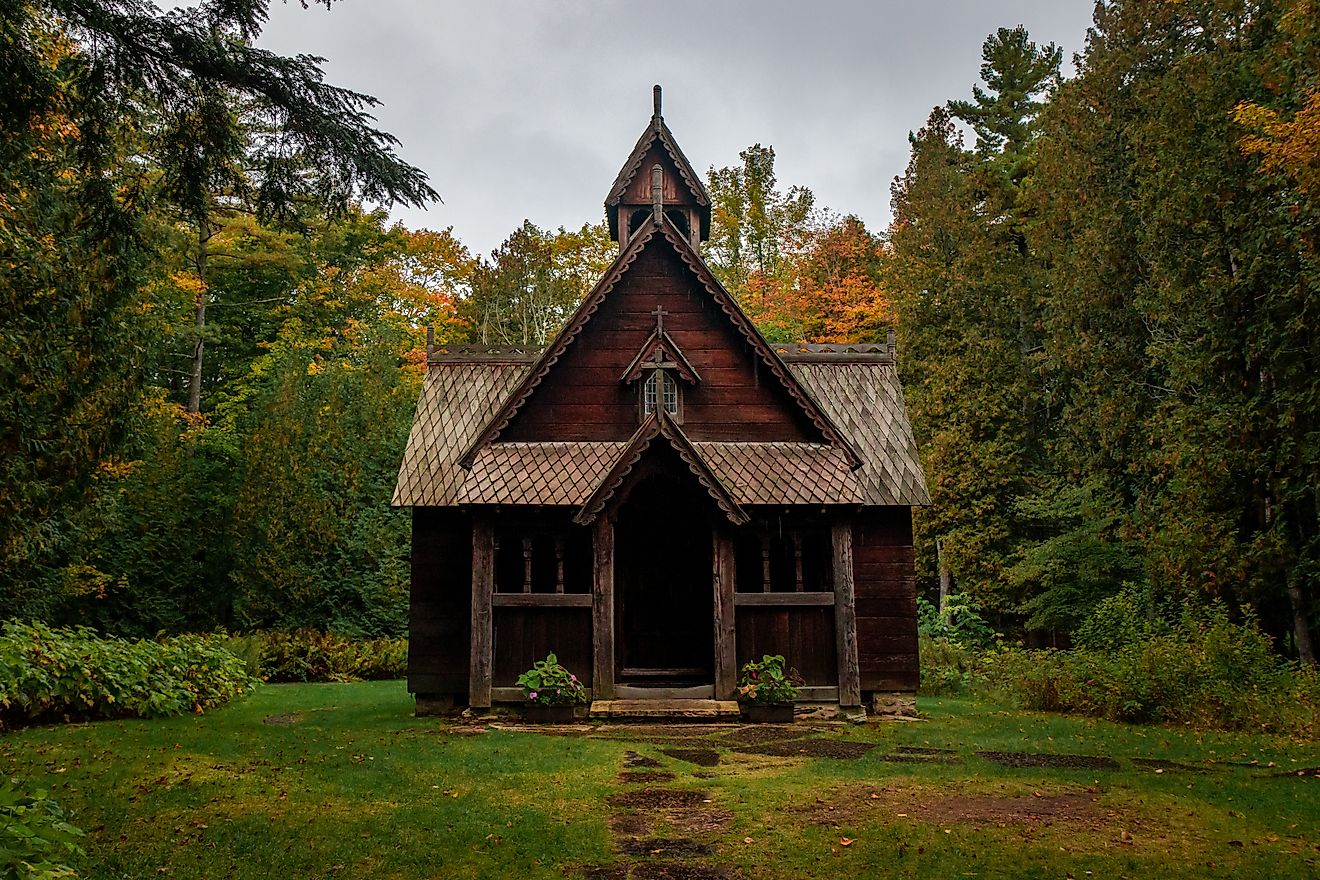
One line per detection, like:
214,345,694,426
651,304,667,334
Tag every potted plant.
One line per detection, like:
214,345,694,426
736,654,802,723
516,652,588,722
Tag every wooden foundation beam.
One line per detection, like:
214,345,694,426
713,530,737,700
592,518,616,700
832,521,861,708
469,518,494,708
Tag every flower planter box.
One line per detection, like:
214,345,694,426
523,703,580,724
740,703,795,724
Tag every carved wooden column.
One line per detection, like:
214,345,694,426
832,520,861,708
713,529,737,700
469,517,494,708
592,517,615,700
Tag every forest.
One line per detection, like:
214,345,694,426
1,0,1316,667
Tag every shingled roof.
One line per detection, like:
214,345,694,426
392,347,930,509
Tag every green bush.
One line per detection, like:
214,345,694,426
917,595,997,649
978,603,1320,735
0,778,84,880
222,630,407,683
918,633,979,696
0,621,254,729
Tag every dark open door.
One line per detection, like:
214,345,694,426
613,463,714,685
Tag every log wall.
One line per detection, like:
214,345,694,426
408,508,472,696
852,508,920,692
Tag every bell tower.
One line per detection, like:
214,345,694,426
604,85,711,250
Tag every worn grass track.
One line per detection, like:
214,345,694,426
2,683,1318,879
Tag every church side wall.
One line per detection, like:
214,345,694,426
853,508,920,693
408,508,472,698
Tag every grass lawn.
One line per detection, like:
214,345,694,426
3,682,1318,879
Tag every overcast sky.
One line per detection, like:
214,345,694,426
238,1,1096,256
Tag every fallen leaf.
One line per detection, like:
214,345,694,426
840,837,854,847
743,837,754,844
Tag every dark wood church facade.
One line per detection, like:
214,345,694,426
393,88,929,713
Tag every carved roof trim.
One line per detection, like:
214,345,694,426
457,220,660,469
605,116,710,209
652,218,865,470
619,330,702,384
572,411,749,527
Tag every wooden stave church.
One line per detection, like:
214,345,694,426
393,87,929,713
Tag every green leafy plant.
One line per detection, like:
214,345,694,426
917,595,998,649
220,630,407,683
736,654,802,705
0,621,255,729
516,653,587,706
0,778,84,880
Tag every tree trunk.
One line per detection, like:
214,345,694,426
1287,573,1315,665
186,218,210,414
936,536,951,623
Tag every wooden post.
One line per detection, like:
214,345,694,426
521,536,533,593
713,530,737,700
832,520,861,708
469,518,494,708
592,518,615,700
554,537,565,594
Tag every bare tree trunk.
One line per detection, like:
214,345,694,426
936,536,951,624
187,218,210,414
1287,573,1316,665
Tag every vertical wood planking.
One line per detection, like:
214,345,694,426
592,518,616,699
713,530,737,699
832,520,861,707
469,517,494,708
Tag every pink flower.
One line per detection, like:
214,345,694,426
570,674,577,682
529,691,539,701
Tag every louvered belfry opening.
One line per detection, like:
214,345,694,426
395,89,930,715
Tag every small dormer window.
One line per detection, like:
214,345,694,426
643,370,679,417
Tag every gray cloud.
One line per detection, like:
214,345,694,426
243,0,1095,255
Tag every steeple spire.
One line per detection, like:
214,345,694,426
604,85,711,248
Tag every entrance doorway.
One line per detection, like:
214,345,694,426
614,465,713,687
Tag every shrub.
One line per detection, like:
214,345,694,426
0,621,254,729
978,602,1320,735
736,654,802,704
516,653,587,705
917,595,997,649
0,778,84,880
221,630,407,683
918,633,979,696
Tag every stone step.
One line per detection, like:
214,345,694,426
589,699,741,721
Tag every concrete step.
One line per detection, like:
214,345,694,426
589,699,741,721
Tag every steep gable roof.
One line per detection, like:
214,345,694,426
457,212,861,470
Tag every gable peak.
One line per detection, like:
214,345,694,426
606,85,711,248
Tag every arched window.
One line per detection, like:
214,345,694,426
642,370,679,417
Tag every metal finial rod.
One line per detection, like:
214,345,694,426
653,84,662,117
426,324,435,357
651,164,664,219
